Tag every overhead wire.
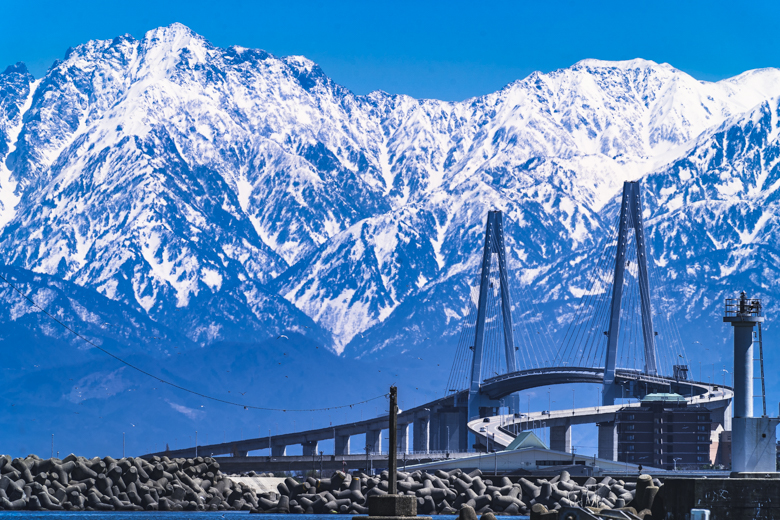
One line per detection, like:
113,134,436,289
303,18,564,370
619,234,638,372
557,214,621,367
445,282,478,393
0,272,388,413
568,215,621,368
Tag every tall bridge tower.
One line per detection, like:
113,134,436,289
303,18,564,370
602,181,659,405
467,210,519,449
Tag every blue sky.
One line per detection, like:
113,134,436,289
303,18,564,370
2,0,779,100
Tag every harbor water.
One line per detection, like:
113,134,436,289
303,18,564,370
0,514,530,519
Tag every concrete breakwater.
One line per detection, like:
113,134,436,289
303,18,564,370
0,452,664,516
254,469,663,517
0,453,272,511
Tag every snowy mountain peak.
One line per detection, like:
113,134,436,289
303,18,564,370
573,57,665,70
2,62,30,76
1,24,780,358
143,22,204,47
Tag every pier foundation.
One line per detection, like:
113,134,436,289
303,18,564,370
302,440,318,456
550,420,571,453
413,417,430,453
335,433,350,455
597,421,617,461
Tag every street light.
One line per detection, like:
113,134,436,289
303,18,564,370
673,457,682,471
424,409,431,454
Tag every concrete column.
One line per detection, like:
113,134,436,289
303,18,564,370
366,430,382,452
271,444,286,457
302,440,318,456
335,432,350,455
733,323,755,418
550,420,572,453
366,429,382,453
597,422,617,461
413,416,430,453
710,401,732,432
437,412,460,453
430,411,441,451
397,423,409,454
234,450,248,457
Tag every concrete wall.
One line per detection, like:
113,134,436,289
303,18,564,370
664,478,780,520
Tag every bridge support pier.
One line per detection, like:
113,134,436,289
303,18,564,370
271,444,287,457
397,423,409,454
302,441,318,456
366,429,382,453
335,432,350,455
597,422,617,461
413,417,430,453
550,420,571,453
711,401,732,432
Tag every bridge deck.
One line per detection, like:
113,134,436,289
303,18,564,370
470,386,733,448
142,367,731,460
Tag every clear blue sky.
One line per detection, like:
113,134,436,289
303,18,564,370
2,0,778,101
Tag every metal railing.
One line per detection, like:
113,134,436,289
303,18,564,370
724,296,762,317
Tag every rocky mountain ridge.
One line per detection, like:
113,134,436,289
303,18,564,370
1,23,780,360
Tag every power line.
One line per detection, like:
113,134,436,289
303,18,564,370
0,271,387,413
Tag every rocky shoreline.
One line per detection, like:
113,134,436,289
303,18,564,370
0,454,263,511
260,468,663,517
0,453,662,516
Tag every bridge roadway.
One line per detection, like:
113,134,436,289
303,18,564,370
141,367,731,461
212,451,474,474
469,386,734,456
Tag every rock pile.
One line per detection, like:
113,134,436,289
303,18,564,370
0,454,265,511
259,469,664,517
0,455,664,517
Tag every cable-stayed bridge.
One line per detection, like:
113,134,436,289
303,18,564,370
145,181,732,463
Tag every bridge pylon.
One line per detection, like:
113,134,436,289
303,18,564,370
602,181,658,405
467,210,519,450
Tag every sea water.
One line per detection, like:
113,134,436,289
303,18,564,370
0,514,530,520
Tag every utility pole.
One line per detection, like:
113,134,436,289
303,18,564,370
365,445,370,476
389,386,398,495
494,435,497,475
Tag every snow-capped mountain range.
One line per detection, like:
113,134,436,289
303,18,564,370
2,23,780,377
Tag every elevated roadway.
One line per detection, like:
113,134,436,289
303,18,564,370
214,452,475,474
469,386,734,452
142,366,731,461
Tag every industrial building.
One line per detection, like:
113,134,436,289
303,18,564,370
615,393,712,470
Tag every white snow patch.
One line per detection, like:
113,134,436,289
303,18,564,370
0,79,39,229
201,267,223,291
166,399,205,419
